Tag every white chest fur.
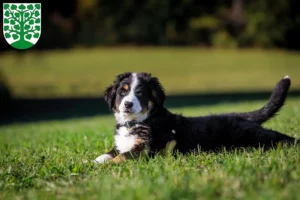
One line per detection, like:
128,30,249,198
114,126,137,153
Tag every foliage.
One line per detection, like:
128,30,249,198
73,0,300,49
3,0,298,50
237,0,290,48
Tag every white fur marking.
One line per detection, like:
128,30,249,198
114,127,136,153
114,112,149,124
283,75,290,79
172,130,176,134
94,154,112,164
119,73,141,114
115,73,149,124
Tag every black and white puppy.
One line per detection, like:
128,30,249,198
94,72,296,164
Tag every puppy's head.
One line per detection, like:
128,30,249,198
104,72,165,123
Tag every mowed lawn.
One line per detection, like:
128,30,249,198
1,98,300,200
0,48,300,97
1,48,300,199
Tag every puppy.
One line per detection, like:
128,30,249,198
94,73,296,164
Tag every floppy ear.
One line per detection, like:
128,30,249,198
149,76,166,107
104,72,132,109
104,85,115,109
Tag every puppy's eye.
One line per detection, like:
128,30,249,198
120,89,127,96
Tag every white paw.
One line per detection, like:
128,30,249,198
93,154,112,164
283,75,290,79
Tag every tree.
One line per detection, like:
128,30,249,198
3,3,41,50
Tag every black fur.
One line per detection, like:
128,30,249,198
103,73,297,161
147,75,166,107
144,107,295,155
104,72,132,109
227,77,291,124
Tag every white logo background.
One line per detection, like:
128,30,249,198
3,3,41,45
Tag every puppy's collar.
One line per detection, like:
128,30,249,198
116,121,137,130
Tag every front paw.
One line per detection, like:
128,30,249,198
93,154,113,164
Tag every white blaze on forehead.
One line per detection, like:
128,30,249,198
124,73,139,106
118,73,142,112
130,73,139,92
114,72,150,124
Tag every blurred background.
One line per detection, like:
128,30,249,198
1,0,300,124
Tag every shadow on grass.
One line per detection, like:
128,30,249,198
0,70,12,123
1,90,300,125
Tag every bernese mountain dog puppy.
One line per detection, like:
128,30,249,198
94,72,296,164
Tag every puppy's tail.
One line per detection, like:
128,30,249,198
230,76,291,124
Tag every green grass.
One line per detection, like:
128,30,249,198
1,48,300,97
1,98,300,200
1,48,300,199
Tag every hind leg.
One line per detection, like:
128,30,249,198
232,120,296,148
254,128,296,148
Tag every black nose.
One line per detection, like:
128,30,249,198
124,101,133,109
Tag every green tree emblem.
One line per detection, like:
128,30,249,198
3,3,41,50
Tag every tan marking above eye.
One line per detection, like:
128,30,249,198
123,84,129,90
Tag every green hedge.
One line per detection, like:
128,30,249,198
74,0,300,49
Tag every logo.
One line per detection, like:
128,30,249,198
3,3,41,50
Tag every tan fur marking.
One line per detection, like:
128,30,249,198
123,84,129,90
134,138,145,146
111,154,127,164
